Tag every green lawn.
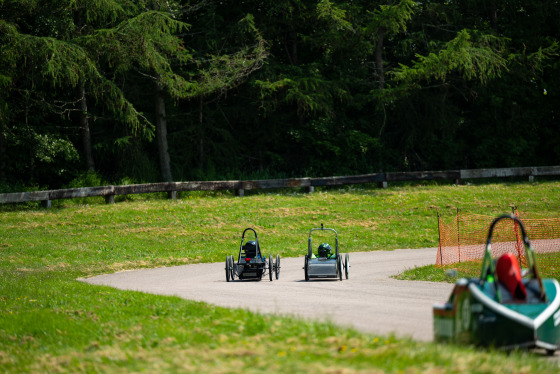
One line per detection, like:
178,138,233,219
1,180,560,372
397,251,560,283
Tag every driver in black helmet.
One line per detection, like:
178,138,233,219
243,240,260,258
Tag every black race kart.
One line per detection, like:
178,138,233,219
225,228,280,281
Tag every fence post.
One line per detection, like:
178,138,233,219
41,200,52,208
167,191,177,200
511,207,525,262
437,212,443,266
456,208,461,263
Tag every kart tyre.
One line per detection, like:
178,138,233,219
275,254,281,279
230,256,236,280
345,253,349,279
225,256,230,282
337,254,342,281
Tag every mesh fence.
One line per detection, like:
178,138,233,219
436,210,560,276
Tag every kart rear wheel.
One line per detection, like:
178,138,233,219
225,256,231,282
337,255,342,281
269,255,273,281
304,255,309,281
275,254,281,279
344,253,349,279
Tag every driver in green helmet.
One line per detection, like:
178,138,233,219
315,243,335,259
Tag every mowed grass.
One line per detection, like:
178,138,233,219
398,252,560,283
1,180,560,372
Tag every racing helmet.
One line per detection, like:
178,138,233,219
243,240,259,258
318,243,331,258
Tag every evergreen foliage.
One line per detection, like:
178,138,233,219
0,0,558,189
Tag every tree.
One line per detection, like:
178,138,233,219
0,1,193,185
1,0,559,187
165,6,268,179
383,0,559,169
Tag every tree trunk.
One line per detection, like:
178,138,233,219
283,30,298,65
490,1,498,32
0,123,5,182
155,82,173,182
199,98,204,171
291,30,298,66
79,82,95,172
375,28,386,90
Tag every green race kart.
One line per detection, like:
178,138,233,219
433,214,560,353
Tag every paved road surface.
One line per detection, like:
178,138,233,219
82,248,454,341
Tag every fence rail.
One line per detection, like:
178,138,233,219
2,166,560,207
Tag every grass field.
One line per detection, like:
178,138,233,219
1,180,560,372
397,252,560,284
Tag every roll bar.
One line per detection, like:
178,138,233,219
307,223,339,258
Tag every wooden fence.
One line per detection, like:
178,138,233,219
1,166,560,208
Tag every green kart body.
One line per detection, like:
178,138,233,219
433,214,560,353
434,277,560,351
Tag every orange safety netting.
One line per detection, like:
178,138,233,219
436,211,560,276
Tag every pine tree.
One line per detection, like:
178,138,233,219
0,1,193,184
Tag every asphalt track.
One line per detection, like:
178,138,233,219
82,247,454,341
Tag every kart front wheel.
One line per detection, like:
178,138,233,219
344,253,349,279
225,256,231,282
230,256,236,280
304,255,309,281
269,255,273,282
275,254,281,280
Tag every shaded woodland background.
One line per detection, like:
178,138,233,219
1,0,559,191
